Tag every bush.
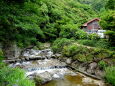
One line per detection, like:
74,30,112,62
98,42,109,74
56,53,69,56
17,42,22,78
52,38,74,53
77,40,96,47
0,63,35,86
62,44,78,57
88,33,100,40
98,60,108,69
75,30,88,39
62,43,114,62
34,75,43,85
62,44,93,62
77,39,110,49
105,66,115,86
92,48,114,59
95,39,110,49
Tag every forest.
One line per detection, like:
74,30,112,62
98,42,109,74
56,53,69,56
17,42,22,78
0,0,115,86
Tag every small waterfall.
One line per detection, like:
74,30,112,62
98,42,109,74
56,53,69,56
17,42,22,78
8,49,107,86
9,49,77,81
26,66,67,72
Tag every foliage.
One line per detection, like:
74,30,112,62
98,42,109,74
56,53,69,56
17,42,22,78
61,43,114,62
77,0,108,12
98,60,108,69
105,0,115,10
0,0,44,48
100,10,115,46
88,33,100,40
34,75,42,85
77,40,95,47
62,44,92,62
52,38,74,53
105,66,115,86
77,39,110,49
59,24,79,39
0,63,35,86
95,39,110,49
0,0,96,48
92,48,114,59
100,10,114,31
75,30,88,39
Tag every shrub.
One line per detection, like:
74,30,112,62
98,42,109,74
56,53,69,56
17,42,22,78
105,66,115,86
62,44,78,57
95,39,110,49
62,43,114,62
62,44,94,62
98,60,108,69
52,38,74,53
77,40,96,47
77,39,111,50
0,63,35,86
75,30,88,39
88,33,100,40
34,75,43,85
92,48,114,59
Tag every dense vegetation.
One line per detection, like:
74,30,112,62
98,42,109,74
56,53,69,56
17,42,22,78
0,62,35,86
105,67,115,86
52,38,115,85
77,0,108,12
0,0,96,48
0,0,115,86
52,38,115,62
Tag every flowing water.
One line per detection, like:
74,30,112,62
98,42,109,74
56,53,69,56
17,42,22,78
9,49,110,86
39,73,110,86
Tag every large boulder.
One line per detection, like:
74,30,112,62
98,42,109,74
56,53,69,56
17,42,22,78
2,42,21,59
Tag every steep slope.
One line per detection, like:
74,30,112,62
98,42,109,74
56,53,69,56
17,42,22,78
0,0,96,46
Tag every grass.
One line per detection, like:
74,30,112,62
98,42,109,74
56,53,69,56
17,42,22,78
105,66,115,86
0,62,35,86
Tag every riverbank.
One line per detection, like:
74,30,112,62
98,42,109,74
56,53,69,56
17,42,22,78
4,48,111,86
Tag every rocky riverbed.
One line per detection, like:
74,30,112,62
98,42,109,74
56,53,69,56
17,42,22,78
8,49,110,86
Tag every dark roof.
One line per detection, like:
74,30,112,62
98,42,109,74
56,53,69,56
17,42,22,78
82,18,100,27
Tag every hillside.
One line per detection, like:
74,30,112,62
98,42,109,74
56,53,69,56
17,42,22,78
0,0,115,86
0,0,96,46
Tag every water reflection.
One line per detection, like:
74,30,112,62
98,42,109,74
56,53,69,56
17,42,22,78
39,74,105,86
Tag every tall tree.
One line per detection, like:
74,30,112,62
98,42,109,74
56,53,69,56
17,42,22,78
106,0,115,10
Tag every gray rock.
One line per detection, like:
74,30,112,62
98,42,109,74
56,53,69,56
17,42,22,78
66,59,72,64
39,71,52,82
89,62,97,70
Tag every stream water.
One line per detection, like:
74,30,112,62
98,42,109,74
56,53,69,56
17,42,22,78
9,49,110,86
40,74,110,86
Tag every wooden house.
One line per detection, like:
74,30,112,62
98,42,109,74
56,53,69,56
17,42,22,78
81,18,101,33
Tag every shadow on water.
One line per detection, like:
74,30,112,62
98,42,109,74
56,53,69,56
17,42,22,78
39,74,106,86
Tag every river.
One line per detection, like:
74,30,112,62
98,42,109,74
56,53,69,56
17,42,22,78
39,73,109,86
8,49,110,86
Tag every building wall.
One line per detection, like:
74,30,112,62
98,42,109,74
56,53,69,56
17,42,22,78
87,20,100,30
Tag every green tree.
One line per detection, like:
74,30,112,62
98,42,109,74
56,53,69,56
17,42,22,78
100,10,115,46
0,0,96,57
0,63,35,86
106,0,115,10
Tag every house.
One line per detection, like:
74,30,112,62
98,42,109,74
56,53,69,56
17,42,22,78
81,18,101,33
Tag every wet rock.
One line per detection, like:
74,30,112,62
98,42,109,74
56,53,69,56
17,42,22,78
86,62,97,75
52,74,60,79
2,42,21,59
89,62,97,70
66,58,72,64
95,69,104,77
82,77,93,83
55,54,61,57
39,71,52,82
